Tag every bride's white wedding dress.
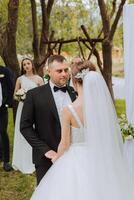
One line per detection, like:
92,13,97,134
31,104,134,200
12,75,37,174
124,136,134,177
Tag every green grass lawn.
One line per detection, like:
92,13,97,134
0,109,36,200
0,99,126,200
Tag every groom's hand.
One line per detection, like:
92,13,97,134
45,150,57,160
51,155,58,163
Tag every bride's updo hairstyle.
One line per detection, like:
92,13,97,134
72,60,96,85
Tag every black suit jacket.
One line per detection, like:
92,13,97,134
0,66,14,108
20,83,76,165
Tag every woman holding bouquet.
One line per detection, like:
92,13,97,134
12,58,44,174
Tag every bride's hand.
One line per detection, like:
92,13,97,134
52,155,59,163
45,150,57,159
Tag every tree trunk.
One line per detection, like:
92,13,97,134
30,0,40,69
2,0,20,76
39,0,49,59
102,39,114,99
30,0,55,73
1,0,20,123
98,0,126,99
0,29,6,56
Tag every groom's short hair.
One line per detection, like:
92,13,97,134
48,55,66,66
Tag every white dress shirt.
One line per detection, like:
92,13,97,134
49,80,72,122
0,82,2,107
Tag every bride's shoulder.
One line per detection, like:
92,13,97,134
61,106,72,122
62,105,72,116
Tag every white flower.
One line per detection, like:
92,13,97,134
15,88,27,101
124,124,128,129
15,88,26,96
75,69,89,80
21,93,26,100
43,77,48,85
125,135,133,140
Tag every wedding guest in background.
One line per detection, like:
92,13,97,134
12,58,44,174
0,65,14,171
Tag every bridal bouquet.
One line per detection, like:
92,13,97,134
14,88,27,102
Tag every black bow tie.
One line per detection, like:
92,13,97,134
53,86,67,93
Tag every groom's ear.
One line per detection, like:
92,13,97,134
47,67,51,76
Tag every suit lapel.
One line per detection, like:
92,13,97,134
44,83,60,123
67,86,77,102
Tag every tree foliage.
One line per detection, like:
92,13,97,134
0,0,125,57
0,0,127,96
16,0,32,54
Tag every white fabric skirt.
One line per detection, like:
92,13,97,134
124,136,134,177
12,102,35,174
31,144,134,200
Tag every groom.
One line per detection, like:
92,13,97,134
20,55,76,184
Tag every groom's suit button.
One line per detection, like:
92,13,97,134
53,86,67,93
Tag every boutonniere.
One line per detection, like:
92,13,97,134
43,74,50,84
0,74,5,78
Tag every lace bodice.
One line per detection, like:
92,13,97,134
68,105,85,144
20,75,38,91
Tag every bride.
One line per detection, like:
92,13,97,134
31,60,134,200
12,58,44,174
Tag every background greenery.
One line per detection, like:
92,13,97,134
0,108,36,200
0,0,129,57
0,99,125,200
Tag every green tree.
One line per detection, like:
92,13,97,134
0,0,19,75
16,0,33,54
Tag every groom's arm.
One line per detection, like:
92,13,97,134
20,90,51,157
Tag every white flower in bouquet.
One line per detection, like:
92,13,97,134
124,124,129,129
125,135,133,140
14,88,27,102
119,114,134,140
